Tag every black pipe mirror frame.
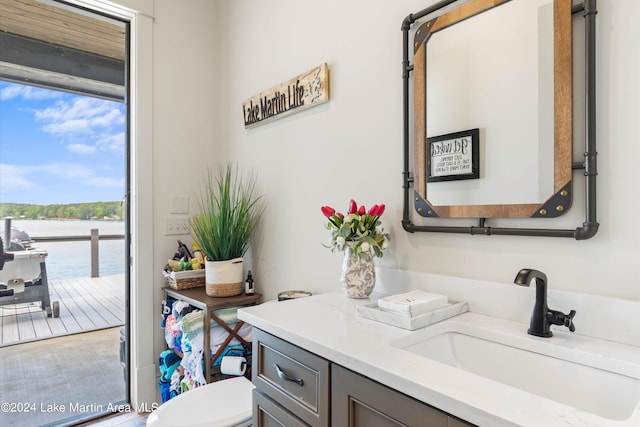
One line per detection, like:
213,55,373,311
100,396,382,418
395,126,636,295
401,0,599,239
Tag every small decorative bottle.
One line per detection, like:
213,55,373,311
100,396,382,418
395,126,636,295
245,271,255,295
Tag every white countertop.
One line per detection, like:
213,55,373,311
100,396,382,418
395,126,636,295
238,291,640,427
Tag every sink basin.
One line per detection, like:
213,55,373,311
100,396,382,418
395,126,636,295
392,315,640,421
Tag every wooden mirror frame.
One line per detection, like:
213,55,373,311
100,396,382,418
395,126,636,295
412,0,573,219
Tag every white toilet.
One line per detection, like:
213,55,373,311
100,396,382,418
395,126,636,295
146,376,255,427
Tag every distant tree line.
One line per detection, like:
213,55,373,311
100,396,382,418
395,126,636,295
0,202,123,220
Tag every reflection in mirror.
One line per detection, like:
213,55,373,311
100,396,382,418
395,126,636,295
426,0,553,205
413,0,572,218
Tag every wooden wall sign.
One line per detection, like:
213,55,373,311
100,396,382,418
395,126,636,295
242,63,329,128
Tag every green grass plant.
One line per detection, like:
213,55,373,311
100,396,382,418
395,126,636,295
190,164,265,261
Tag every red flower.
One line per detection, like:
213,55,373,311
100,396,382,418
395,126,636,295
348,199,358,214
321,206,335,218
321,199,390,259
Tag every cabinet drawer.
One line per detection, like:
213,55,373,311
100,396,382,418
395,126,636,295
253,389,309,427
332,364,450,427
252,329,329,426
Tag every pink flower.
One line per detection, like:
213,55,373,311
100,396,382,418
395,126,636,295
348,199,358,214
321,198,390,259
321,206,335,218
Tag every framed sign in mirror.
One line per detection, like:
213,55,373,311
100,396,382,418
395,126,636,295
401,0,599,239
427,128,479,183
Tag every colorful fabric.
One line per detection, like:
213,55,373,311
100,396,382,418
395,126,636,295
160,301,254,399
158,350,182,402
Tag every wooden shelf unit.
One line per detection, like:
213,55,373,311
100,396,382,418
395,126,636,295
163,287,262,383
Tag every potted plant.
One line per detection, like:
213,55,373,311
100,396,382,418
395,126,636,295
190,163,265,297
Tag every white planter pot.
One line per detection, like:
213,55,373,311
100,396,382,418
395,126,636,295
204,257,244,297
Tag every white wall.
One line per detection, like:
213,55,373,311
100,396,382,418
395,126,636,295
149,0,221,400
211,0,639,302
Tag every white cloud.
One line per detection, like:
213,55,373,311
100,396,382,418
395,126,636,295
35,97,124,135
0,84,63,101
0,162,123,193
96,132,125,153
42,163,94,179
0,162,123,204
86,176,125,188
67,144,97,154
64,132,124,155
43,118,91,134
0,164,38,193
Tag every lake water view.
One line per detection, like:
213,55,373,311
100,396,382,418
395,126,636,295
4,219,125,280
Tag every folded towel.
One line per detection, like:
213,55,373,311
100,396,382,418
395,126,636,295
378,290,448,317
181,307,240,337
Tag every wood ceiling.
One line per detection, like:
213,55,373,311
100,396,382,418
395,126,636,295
0,0,126,61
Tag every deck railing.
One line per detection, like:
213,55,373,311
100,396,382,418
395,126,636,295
28,229,125,278
3,218,125,278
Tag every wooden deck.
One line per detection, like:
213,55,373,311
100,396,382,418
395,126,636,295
0,274,125,346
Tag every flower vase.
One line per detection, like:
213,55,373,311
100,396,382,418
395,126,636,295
340,246,375,298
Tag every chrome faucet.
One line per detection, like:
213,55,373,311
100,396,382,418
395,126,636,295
514,268,576,337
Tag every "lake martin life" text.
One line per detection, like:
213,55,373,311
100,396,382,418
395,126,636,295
244,79,306,125
242,64,329,128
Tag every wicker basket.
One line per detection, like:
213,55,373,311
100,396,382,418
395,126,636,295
206,281,243,297
164,269,205,290
204,258,244,297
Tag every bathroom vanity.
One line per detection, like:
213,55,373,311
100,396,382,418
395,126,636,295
238,277,640,427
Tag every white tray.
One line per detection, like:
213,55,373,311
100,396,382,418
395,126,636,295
356,300,468,330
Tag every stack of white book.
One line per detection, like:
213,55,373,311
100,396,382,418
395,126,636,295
377,290,449,317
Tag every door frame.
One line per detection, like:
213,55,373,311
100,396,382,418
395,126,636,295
64,0,156,408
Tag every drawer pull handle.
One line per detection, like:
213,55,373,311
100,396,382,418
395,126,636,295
274,363,304,386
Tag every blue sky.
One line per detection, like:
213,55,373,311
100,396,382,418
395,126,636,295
0,81,125,205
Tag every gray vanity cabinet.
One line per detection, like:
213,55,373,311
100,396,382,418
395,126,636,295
252,329,474,427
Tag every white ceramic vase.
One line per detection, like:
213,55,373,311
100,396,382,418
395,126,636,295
340,246,375,298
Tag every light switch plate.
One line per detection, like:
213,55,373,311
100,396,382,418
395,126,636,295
165,216,189,235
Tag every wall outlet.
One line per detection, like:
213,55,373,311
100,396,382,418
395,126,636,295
165,216,190,235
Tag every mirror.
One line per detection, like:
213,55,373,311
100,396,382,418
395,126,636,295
412,0,572,218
